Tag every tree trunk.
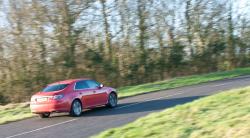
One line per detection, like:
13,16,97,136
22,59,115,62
100,0,113,62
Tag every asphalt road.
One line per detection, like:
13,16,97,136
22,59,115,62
1,76,250,138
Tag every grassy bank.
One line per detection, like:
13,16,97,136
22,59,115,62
93,86,250,138
118,67,250,97
1,67,250,125
0,102,34,124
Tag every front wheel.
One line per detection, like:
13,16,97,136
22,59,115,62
70,100,82,117
38,113,50,118
107,93,118,108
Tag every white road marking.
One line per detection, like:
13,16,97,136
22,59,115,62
5,92,184,138
5,119,78,138
116,92,183,109
212,79,249,88
213,83,228,87
212,82,232,87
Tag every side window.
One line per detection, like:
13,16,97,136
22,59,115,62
75,81,89,90
86,80,100,89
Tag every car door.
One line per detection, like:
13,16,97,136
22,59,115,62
85,80,108,106
74,80,95,108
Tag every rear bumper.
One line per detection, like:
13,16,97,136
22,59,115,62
30,101,70,113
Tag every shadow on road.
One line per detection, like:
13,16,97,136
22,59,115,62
82,95,204,117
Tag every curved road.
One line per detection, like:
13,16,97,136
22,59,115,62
1,76,250,138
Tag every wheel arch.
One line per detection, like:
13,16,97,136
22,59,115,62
110,91,117,98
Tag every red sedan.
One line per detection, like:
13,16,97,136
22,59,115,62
30,78,118,118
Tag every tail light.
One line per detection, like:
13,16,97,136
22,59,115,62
53,94,64,100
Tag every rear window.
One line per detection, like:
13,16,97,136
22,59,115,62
42,84,68,92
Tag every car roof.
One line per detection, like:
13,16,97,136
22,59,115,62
48,78,90,86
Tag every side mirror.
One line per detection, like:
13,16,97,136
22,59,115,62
99,84,104,89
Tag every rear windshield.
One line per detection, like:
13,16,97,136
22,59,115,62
42,84,68,92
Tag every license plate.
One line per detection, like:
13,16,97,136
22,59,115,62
36,97,47,102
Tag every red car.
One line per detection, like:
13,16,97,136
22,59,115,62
30,78,118,118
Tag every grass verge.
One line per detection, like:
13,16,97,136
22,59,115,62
118,67,250,97
0,103,34,124
93,86,250,138
1,67,250,125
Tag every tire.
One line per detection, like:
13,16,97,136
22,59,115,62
38,113,50,118
107,92,118,108
70,100,82,117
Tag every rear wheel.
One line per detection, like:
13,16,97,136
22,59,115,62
38,113,50,118
70,100,82,117
107,93,118,108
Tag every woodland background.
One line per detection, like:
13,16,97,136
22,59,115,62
0,0,249,104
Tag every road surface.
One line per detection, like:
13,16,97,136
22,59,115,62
1,76,250,138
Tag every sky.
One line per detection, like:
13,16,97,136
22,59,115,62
237,0,250,16
0,0,249,28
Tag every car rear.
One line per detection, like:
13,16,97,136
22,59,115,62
30,83,71,114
